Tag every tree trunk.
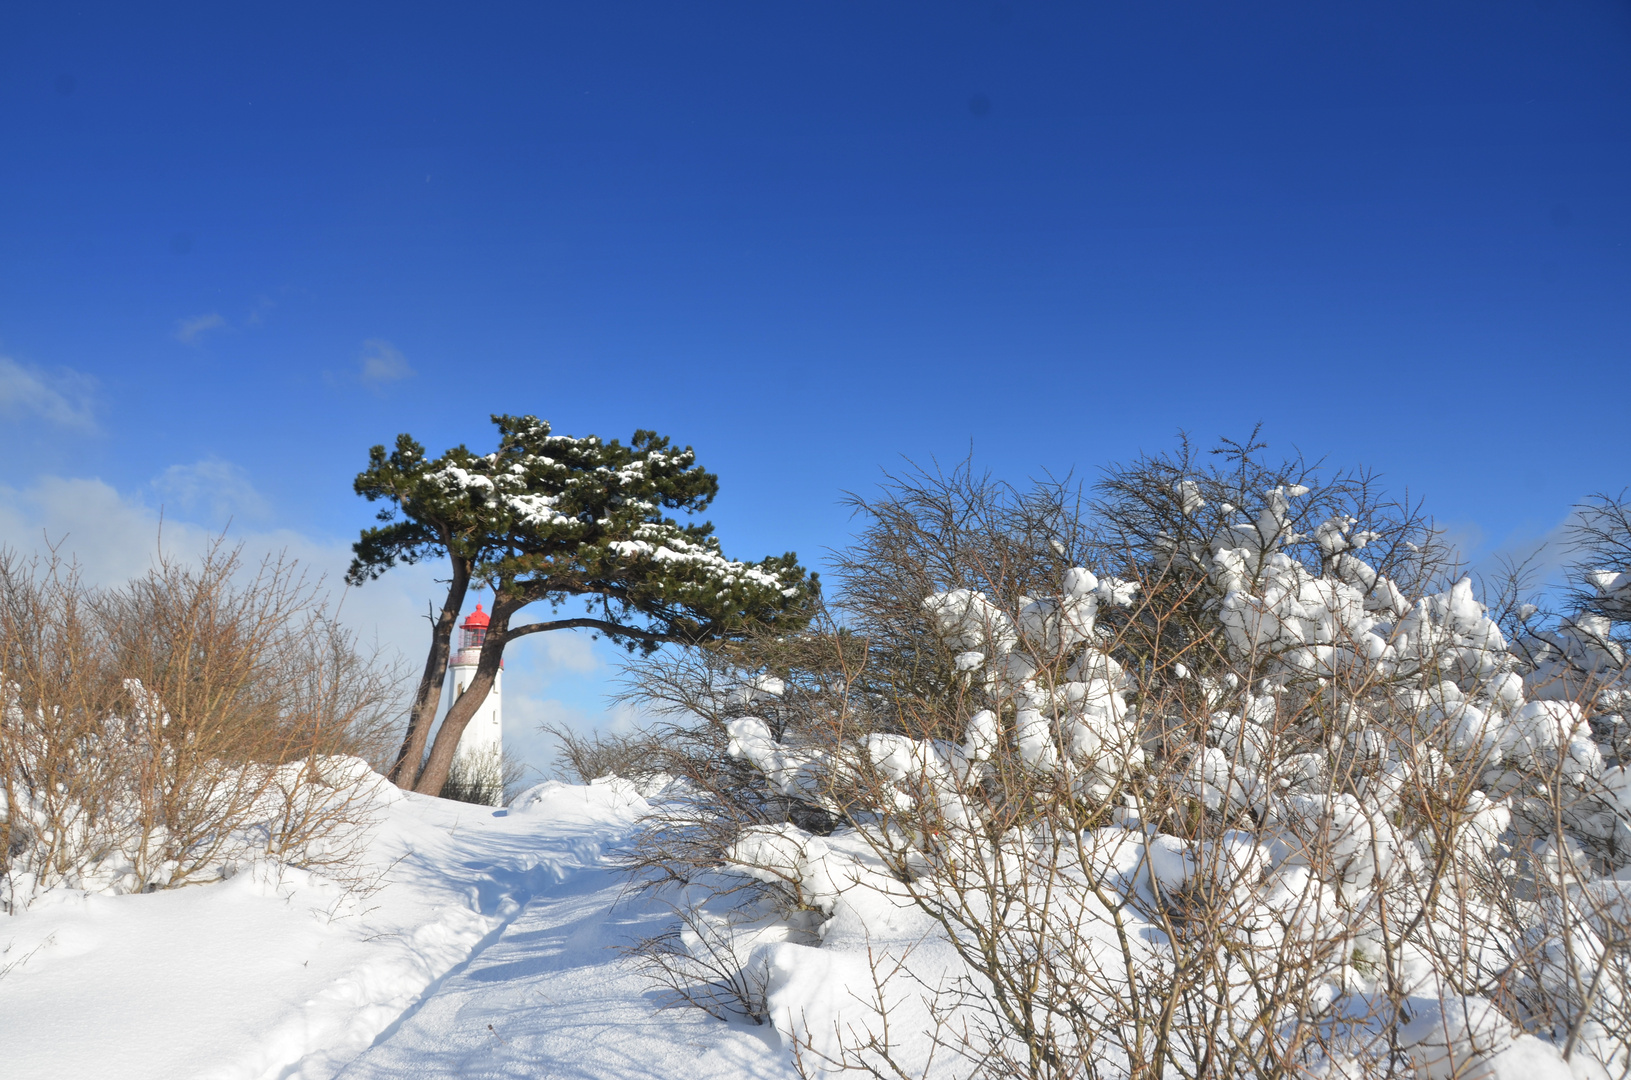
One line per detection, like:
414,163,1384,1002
388,556,470,789
414,601,511,797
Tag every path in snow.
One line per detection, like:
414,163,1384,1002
330,861,788,1080
318,781,794,1080
0,778,796,1080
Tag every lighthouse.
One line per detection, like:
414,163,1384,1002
447,603,503,804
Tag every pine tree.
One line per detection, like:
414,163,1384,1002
348,415,813,795
347,432,497,788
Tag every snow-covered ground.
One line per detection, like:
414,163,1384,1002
0,779,795,1080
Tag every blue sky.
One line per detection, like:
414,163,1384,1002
2,2,1628,774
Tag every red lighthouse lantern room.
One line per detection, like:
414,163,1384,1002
460,604,490,649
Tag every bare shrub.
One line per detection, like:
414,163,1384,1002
619,449,1631,1079
438,747,529,806
545,722,676,785
1567,491,1631,629
0,541,405,910
603,628,855,1020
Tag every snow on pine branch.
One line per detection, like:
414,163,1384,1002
606,527,801,599
418,420,710,544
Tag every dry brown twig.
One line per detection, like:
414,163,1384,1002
609,451,1630,1080
1,539,407,911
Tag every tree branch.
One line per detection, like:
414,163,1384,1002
506,616,704,644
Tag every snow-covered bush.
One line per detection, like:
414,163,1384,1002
1,544,402,911
619,447,1631,1080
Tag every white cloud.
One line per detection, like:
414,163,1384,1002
1467,508,1582,602
0,473,437,679
174,313,228,346
359,339,414,386
244,295,277,328
152,458,271,524
0,355,98,431
0,476,169,583
541,629,601,674
1435,520,1487,567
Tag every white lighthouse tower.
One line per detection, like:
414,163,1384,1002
447,603,503,804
